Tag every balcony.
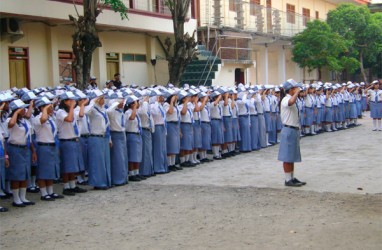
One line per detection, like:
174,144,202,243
201,0,321,38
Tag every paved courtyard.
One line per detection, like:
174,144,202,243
0,113,381,250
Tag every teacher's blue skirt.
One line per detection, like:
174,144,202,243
110,131,128,185
278,127,301,163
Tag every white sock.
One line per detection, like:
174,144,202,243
5,181,11,193
171,155,176,165
222,149,228,154
180,156,185,163
19,188,30,202
40,187,48,196
190,153,197,163
212,146,220,157
129,171,134,176
378,120,382,130
311,126,315,134
373,120,377,129
134,169,139,175
276,133,281,142
47,185,54,195
69,180,76,189
12,189,22,204
77,175,84,182
0,188,5,196
63,182,70,189
167,156,172,166
31,176,36,187
285,172,293,182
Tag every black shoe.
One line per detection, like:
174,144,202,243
293,178,306,185
180,162,189,167
200,158,212,163
63,188,76,196
137,175,147,180
0,207,9,212
213,156,222,160
174,165,183,171
41,195,55,201
168,165,177,172
128,176,141,182
22,201,35,206
77,180,88,185
27,187,40,193
0,194,10,200
114,182,127,186
71,186,87,193
12,202,26,208
94,186,109,190
285,180,302,187
50,193,65,199
154,172,167,175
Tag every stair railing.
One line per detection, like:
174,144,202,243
197,32,219,86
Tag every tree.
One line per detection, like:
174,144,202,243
291,20,351,81
327,4,382,83
69,0,127,90
157,0,197,86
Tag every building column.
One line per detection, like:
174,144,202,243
264,44,269,85
146,36,156,84
46,26,59,86
94,33,107,85
278,46,286,84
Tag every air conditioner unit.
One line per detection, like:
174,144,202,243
1,18,24,35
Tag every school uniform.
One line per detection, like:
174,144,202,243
255,94,267,148
343,91,350,119
150,101,168,173
361,89,367,111
87,104,111,188
193,106,202,149
107,101,128,185
125,109,143,162
324,96,334,122
236,97,251,151
336,94,345,123
179,102,194,150
210,101,224,145
249,97,260,150
268,95,278,144
163,102,180,155
296,98,305,129
200,103,212,151
304,94,315,126
0,133,5,191
138,101,154,176
32,114,60,180
355,92,362,117
6,118,32,181
349,93,357,119
56,109,85,174
75,106,91,171
263,95,272,133
222,100,233,143
332,94,339,123
231,102,241,143
278,95,301,163
368,89,382,118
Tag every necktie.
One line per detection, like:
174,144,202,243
375,91,378,102
218,105,222,118
73,121,79,137
175,106,180,124
245,102,249,114
116,109,125,128
228,106,232,117
188,109,194,124
20,121,31,148
48,118,60,147
94,107,110,138
159,104,167,134
136,115,142,134
205,106,210,121
85,115,91,133
147,110,153,129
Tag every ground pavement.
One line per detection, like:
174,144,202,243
0,112,381,250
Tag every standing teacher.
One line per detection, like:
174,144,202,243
278,79,306,187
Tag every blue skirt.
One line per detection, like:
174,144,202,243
152,125,168,173
250,115,260,150
211,119,224,145
349,102,357,119
166,122,180,154
299,108,305,126
344,102,350,119
201,122,212,150
269,113,277,144
361,97,367,111
278,127,301,163
37,144,60,180
333,106,339,122
193,122,202,149
324,107,333,122
110,131,128,185
276,113,283,131
180,123,194,150
264,112,272,132
0,158,4,190
88,136,111,188
370,102,382,118
7,144,31,181
223,116,233,143
232,118,241,142
258,114,267,148
316,108,323,124
60,140,84,173
356,101,362,117
304,108,314,126
239,116,251,151
31,135,38,168
339,103,346,122
140,129,154,176
80,136,89,171
126,133,142,163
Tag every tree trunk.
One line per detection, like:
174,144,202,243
359,50,367,84
317,67,322,81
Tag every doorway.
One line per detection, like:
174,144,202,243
8,47,29,89
106,53,119,81
235,68,245,85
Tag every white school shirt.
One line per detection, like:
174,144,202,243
222,99,232,117
178,103,194,123
296,98,304,112
88,104,108,135
263,96,271,112
107,102,125,132
150,102,166,125
163,102,179,122
0,112,10,138
200,102,211,122
368,89,382,102
332,95,339,106
232,102,238,119
249,98,258,115
280,94,299,127
32,114,56,143
210,102,223,119
75,106,90,135
138,101,152,129
236,97,249,116
348,93,355,103
125,109,140,133
270,95,278,112
7,117,32,145
315,95,322,108
304,94,315,108
255,94,264,114
325,96,333,107
56,109,80,139
343,91,350,101
319,94,326,106
336,94,343,104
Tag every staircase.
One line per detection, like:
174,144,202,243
180,45,222,87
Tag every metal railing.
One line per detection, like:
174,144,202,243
202,0,323,37
125,0,172,16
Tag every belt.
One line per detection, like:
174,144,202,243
60,138,79,142
257,113,264,115
325,106,332,108
211,118,222,120
142,127,151,131
223,116,231,117
167,121,178,124
250,114,258,117
110,131,124,133
37,142,56,147
81,134,90,138
201,121,210,124
180,122,191,124
344,101,349,102
8,143,27,148
284,125,299,130
90,134,105,137
126,132,140,135
265,111,270,113
155,124,165,126
238,115,249,117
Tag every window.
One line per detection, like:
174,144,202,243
302,8,310,26
59,51,75,83
250,0,260,16
229,0,236,12
266,0,271,8
122,53,147,62
315,11,319,19
286,4,295,24
266,0,272,31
